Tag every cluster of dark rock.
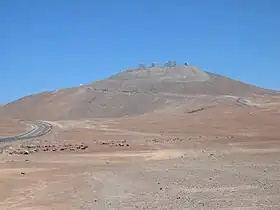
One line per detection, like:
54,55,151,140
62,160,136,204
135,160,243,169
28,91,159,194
5,143,88,155
40,143,88,152
147,136,184,144
100,139,130,147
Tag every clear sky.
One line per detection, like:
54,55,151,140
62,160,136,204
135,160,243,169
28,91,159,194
1,0,279,103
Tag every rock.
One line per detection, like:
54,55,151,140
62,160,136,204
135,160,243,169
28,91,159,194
152,138,160,142
208,153,214,158
23,150,29,155
27,145,35,149
80,145,88,150
21,172,26,175
198,202,205,206
8,151,15,155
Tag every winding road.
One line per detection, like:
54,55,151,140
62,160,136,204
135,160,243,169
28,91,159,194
0,121,52,144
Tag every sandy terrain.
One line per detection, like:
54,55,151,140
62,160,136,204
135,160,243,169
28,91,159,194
1,104,280,209
0,119,28,138
2,147,280,210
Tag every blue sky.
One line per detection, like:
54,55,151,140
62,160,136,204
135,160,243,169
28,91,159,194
1,0,279,103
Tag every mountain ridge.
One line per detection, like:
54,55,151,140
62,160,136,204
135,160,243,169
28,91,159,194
1,66,279,120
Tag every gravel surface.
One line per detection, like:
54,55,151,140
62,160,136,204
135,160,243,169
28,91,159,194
72,151,280,209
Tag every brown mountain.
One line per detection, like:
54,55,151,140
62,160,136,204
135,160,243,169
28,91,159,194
0,66,279,120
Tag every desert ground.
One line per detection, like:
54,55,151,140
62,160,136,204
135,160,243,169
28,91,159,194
1,102,280,209
1,67,280,209
0,119,28,138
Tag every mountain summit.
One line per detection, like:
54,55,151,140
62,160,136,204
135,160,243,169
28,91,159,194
1,66,278,120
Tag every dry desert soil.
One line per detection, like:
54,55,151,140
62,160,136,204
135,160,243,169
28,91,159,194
1,66,280,209
0,119,28,138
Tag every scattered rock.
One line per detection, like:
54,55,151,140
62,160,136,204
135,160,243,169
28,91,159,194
6,142,89,155
151,138,160,143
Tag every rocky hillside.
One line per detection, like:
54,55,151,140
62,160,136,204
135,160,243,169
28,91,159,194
0,66,278,120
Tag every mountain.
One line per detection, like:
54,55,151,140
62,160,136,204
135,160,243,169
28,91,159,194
0,66,278,120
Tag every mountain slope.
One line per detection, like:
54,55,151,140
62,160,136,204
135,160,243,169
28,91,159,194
1,66,278,120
